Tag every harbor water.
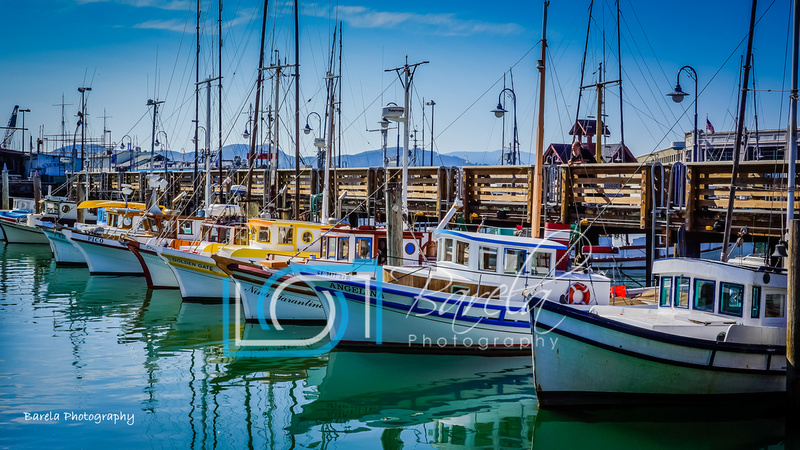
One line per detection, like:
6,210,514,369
0,243,789,449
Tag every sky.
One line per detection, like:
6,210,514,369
0,0,795,166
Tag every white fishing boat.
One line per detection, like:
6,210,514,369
40,225,86,265
530,257,787,406
295,224,610,354
0,219,50,244
159,218,324,302
213,224,433,323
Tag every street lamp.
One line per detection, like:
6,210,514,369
304,112,326,169
77,86,91,172
155,130,168,170
425,100,435,166
119,134,133,171
18,108,30,154
667,65,699,162
146,99,164,176
491,88,518,165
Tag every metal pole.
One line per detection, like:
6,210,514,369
294,0,300,220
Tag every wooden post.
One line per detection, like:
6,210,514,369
385,181,403,266
76,176,86,224
32,172,42,214
787,219,800,411
1,165,9,210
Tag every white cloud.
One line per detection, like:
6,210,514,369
310,5,524,37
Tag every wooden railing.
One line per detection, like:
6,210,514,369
69,160,797,237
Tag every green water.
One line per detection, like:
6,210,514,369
0,243,788,449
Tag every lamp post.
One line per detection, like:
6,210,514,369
491,87,518,165
155,130,168,170
77,87,91,173
119,134,133,171
18,108,30,154
147,99,164,176
304,111,326,170
667,65,699,162
425,100,435,165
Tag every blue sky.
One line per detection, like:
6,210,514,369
0,0,794,165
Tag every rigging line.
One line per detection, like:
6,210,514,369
434,41,538,141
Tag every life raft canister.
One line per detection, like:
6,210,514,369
568,282,591,305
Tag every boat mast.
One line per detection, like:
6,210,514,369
532,0,548,238
575,1,593,126
217,0,223,193
720,0,758,263
293,0,300,220
244,0,269,218
616,0,625,162
788,0,798,229
194,0,200,212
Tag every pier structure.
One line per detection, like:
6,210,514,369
68,160,797,248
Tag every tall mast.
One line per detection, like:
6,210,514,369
575,1,593,126
217,0,223,191
720,0,758,262
788,0,799,227
245,0,269,217
616,0,625,162
194,0,200,211
293,0,300,220
532,0,548,238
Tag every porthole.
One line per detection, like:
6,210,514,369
301,230,314,244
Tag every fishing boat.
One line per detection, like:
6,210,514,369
158,218,324,301
530,257,787,406
293,218,610,354
213,224,433,322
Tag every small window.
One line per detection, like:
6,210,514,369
234,228,248,245
674,276,690,308
278,227,293,245
719,282,744,317
258,226,271,243
751,286,762,319
455,241,469,265
479,246,498,272
122,216,132,228
301,230,314,244
444,238,453,262
765,293,786,318
504,249,527,275
693,279,715,312
659,277,672,307
148,218,159,232
337,237,349,260
532,252,551,275
208,227,219,242
355,238,372,259
321,237,330,259
180,222,194,236
218,228,230,244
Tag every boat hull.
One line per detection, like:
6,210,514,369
214,256,325,322
127,240,179,289
0,220,49,244
40,227,86,265
64,230,143,275
158,247,232,301
530,300,786,407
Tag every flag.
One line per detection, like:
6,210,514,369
706,118,715,135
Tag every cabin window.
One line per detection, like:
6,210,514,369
659,277,672,307
234,228,248,246
504,249,527,275
321,237,330,259
479,246,498,272
258,226,271,243
443,238,453,262
208,227,219,243
179,222,194,236
765,293,786,318
122,216,132,228
301,230,314,245
278,227,293,245
218,228,230,244
674,276,690,308
719,282,744,317
531,252,551,275
148,218,159,233
455,241,470,265
355,238,372,259
337,238,349,261
751,286,762,318
692,279,715,312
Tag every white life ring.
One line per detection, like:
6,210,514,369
568,282,591,305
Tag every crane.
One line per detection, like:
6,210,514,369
1,105,19,149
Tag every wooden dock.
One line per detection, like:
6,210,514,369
70,160,797,243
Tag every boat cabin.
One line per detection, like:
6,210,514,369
434,229,565,277
318,225,433,266
248,218,325,256
653,258,787,328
